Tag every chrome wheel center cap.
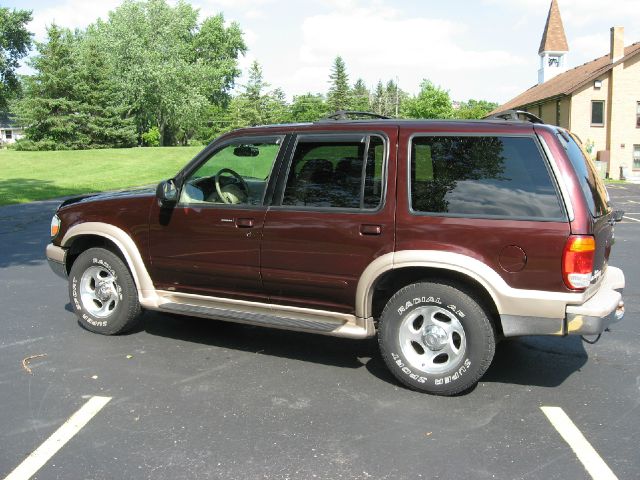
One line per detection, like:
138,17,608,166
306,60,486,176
423,325,448,351
96,282,112,302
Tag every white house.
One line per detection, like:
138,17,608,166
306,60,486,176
0,114,25,146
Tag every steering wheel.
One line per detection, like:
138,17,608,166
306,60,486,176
214,168,250,204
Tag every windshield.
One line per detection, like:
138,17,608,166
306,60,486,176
556,131,609,218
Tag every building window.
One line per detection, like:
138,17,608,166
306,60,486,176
5,130,12,140
591,101,605,126
634,145,640,170
636,102,640,128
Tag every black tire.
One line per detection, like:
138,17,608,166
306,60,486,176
378,281,495,395
68,247,142,335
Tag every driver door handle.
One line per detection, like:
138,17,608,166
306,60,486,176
236,218,255,228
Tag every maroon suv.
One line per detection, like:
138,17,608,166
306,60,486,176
46,111,625,395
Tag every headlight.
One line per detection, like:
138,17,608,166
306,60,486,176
50,214,61,238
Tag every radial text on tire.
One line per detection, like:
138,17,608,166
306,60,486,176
68,247,142,335
378,281,495,395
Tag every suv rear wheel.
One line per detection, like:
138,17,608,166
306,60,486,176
378,281,495,395
69,247,142,335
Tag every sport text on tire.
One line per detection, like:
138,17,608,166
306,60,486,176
378,281,495,395
68,247,142,335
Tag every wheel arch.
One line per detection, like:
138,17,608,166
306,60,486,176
356,251,507,330
61,222,156,305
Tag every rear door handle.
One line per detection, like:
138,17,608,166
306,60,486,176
360,224,382,235
236,218,255,228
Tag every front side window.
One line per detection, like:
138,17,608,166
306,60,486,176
591,100,605,126
282,135,385,209
410,135,564,220
633,145,640,170
180,136,282,206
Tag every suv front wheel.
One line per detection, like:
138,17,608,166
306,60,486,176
69,247,142,335
378,281,495,395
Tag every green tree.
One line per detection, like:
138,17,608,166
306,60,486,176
385,79,401,117
265,87,290,124
74,27,136,148
327,56,350,112
95,0,246,145
349,78,369,111
402,79,453,119
290,93,328,122
16,25,90,149
371,80,386,116
0,7,32,110
453,99,499,120
225,61,291,129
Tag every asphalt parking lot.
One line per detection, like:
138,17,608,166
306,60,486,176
1,184,638,480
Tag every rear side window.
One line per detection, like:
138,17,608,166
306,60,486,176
410,135,565,220
557,132,609,218
282,135,385,209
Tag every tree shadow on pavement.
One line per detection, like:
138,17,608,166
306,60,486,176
0,197,63,268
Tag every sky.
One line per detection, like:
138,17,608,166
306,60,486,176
5,0,640,104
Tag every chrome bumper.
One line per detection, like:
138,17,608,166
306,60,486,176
46,243,67,279
565,266,625,335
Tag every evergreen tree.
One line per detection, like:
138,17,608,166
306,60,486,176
74,28,136,148
349,78,370,112
385,79,400,117
16,25,89,149
371,80,386,116
327,56,350,112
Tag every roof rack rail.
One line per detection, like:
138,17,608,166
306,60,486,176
318,110,391,121
485,110,544,124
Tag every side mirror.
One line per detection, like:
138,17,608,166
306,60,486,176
612,210,624,222
156,179,178,206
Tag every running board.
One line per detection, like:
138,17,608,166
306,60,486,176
154,291,375,339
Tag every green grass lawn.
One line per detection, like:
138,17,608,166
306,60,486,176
0,146,202,206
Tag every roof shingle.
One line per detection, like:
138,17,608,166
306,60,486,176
495,42,640,113
539,0,569,54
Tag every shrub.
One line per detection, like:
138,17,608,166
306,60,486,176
142,126,161,147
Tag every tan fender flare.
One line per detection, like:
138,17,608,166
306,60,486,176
355,250,581,320
61,222,158,306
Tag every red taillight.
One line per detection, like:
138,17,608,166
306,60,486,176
562,235,595,290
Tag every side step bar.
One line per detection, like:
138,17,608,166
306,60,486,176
154,291,375,339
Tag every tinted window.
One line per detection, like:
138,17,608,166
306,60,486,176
282,135,385,209
557,132,609,218
410,135,565,219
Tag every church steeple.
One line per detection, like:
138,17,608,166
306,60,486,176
538,0,569,84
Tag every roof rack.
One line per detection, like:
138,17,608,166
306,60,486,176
485,110,544,124
318,110,392,121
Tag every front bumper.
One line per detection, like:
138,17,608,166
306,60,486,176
565,266,625,335
46,243,67,279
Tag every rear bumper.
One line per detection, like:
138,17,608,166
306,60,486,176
565,266,625,335
499,266,625,337
46,243,67,279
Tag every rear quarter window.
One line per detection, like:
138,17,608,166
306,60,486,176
556,131,609,218
410,135,565,220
